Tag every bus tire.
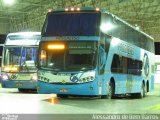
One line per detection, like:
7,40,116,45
108,82,115,99
18,88,36,93
57,94,68,98
18,88,28,92
130,93,137,99
101,95,108,99
137,83,146,98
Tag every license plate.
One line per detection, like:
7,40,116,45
59,88,68,92
16,83,23,87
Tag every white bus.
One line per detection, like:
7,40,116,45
1,32,41,92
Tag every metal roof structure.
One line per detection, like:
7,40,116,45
0,0,159,41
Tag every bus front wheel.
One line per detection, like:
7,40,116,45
139,83,146,98
108,82,115,99
18,88,28,92
133,83,146,99
57,94,68,98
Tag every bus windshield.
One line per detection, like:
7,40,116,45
42,12,101,36
39,41,97,72
4,47,38,72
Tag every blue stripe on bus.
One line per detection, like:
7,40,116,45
1,80,37,89
41,36,100,41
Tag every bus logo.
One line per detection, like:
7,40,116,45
70,75,79,83
143,53,149,77
11,74,18,80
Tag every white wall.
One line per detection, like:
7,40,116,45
155,55,160,83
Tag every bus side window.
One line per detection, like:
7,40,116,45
128,59,142,75
111,54,121,73
111,54,142,75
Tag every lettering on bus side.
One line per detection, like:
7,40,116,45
118,43,134,55
56,36,80,40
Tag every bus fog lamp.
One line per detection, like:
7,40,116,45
90,87,94,90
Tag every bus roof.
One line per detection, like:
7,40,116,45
48,7,102,13
47,7,154,41
5,32,41,46
105,12,154,41
7,32,41,37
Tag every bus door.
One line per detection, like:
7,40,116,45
98,44,106,94
98,44,106,75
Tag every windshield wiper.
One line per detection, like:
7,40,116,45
51,68,63,73
20,62,29,72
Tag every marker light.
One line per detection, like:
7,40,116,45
48,44,65,50
65,8,69,11
11,67,18,71
95,7,100,11
48,9,52,12
76,8,80,11
4,66,11,71
71,8,74,11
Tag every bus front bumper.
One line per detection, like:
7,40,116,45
1,80,37,89
37,81,99,96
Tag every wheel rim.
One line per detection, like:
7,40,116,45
108,83,112,98
141,84,145,98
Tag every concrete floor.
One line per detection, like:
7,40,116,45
0,84,160,115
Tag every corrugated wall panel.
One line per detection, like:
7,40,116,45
0,19,9,34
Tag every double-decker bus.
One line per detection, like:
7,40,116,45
37,8,155,98
1,32,41,92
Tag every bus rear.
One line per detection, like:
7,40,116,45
1,32,41,92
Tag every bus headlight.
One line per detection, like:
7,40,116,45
1,74,9,80
32,74,38,81
79,71,95,83
80,76,95,83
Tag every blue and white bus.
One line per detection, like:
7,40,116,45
1,32,41,92
37,8,155,98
